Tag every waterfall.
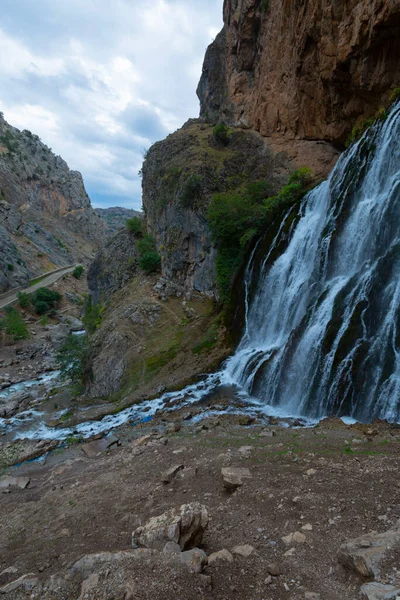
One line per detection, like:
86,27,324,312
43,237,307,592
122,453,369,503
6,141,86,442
222,102,400,422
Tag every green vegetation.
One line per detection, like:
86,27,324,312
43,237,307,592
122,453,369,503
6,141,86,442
207,169,313,304
0,307,29,340
213,123,230,146
17,291,31,309
260,0,270,10
39,315,50,326
0,130,19,154
180,174,204,209
136,234,161,274
126,216,143,235
193,321,219,354
31,287,62,315
390,88,400,104
6,263,14,272
72,265,84,279
57,334,91,394
83,296,105,334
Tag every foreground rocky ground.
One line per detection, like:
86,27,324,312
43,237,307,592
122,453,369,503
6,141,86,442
1,415,400,599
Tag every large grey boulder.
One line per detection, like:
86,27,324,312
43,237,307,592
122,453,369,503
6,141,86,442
132,503,209,551
338,527,400,579
360,582,400,600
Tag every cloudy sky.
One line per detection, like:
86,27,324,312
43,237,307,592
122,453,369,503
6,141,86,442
0,0,222,210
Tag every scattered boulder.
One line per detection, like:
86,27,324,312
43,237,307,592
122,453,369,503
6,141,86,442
232,545,255,558
81,435,120,458
68,551,154,582
360,582,400,600
163,542,181,555
221,467,252,491
179,549,208,574
267,563,282,576
208,549,234,565
132,503,208,551
161,464,184,484
338,527,400,579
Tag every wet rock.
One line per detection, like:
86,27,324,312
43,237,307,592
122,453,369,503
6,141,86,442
0,573,38,594
208,549,234,565
179,548,208,574
360,582,400,600
221,467,252,491
161,464,184,484
232,545,255,558
338,527,400,579
132,503,208,551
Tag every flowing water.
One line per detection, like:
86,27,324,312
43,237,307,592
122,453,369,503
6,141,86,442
2,103,400,442
224,101,400,422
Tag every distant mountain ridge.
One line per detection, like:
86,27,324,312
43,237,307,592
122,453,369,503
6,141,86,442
96,207,142,236
0,114,105,292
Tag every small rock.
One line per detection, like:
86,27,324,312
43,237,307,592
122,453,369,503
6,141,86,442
360,582,400,600
132,503,208,551
282,532,306,545
283,547,296,557
163,542,181,555
208,549,234,565
132,435,152,447
167,423,181,434
302,523,313,531
267,563,281,576
161,464,184,484
179,548,208,574
232,545,255,558
306,469,317,476
265,575,273,585
259,430,275,437
238,446,253,457
221,467,252,491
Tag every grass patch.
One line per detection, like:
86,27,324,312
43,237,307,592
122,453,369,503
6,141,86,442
193,321,219,354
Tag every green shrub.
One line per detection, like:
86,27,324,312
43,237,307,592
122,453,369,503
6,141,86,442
17,291,31,308
180,174,204,208
31,287,62,315
0,307,29,340
126,216,143,235
7,263,14,272
207,171,312,304
72,265,84,279
136,234,156,255
57,334,91,394
135,234,162,275
390,88,400,104
213,123,230,146
139,251,162,274
83,296,104,334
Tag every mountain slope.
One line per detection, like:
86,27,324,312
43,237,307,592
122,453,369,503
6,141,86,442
0,115,105,292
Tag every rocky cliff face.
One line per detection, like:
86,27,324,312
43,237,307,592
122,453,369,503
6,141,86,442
0,115,105,292
198,0,400,145
142,119,298,295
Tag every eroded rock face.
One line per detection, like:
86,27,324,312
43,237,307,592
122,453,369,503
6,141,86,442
198,0,400,146
0,115,105,292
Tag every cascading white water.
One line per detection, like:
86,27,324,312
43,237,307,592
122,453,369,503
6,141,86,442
223,102,400,422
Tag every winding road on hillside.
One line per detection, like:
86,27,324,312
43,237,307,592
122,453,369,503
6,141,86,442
0,266,76,310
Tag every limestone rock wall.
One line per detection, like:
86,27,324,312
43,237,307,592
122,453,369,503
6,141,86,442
198,0,400,145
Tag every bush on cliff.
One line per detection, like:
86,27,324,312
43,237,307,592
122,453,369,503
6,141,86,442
213,123,230,146
126,216,143,236
207,169,313,304
17,291,31,308
83,296,104,334
136,234,162,275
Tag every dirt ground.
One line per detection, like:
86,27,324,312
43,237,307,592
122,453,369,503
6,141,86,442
1,414,400,599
